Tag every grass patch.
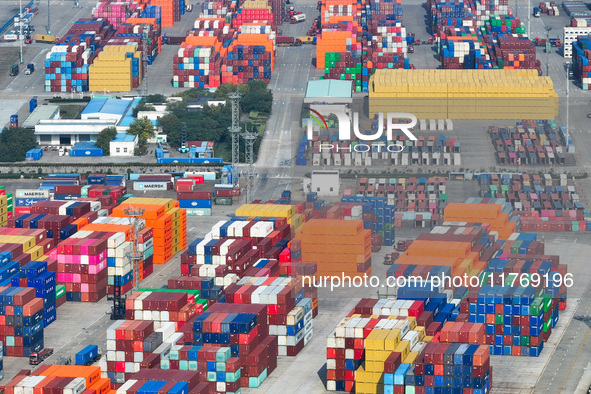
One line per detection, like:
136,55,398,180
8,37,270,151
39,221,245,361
59,105,84,120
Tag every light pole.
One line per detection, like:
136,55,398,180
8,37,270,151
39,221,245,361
47,0,51,35
545,26,552,76
527,0,531,38
566,63,571,152
19,0,23,64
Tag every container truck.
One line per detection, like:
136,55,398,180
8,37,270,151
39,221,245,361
24,63,34,75
291,14,306,23
533,6,540,16
34,34,56,43
162,35,185,45
276,36,302,46
29,348,53,365
9,64,19,76
75,345,101,365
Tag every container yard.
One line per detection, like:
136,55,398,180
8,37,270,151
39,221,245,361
3,0,591,389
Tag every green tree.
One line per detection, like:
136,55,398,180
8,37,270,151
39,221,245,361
241,81,273,114
127,117,155,147
95,126,118,155
0,127,37,162
214,83,249,100
159,113,182,147
145,94,167,104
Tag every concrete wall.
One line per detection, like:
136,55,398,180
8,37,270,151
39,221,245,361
0,164,222,175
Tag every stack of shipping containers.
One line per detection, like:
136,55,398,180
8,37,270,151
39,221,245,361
225,276,316,356
12,260,58,327
316,0,409,92
112,197,187,264
177,191,213,216
572,35,591,89
88,44,143,92
4,365,111,393
488,120,569,165
368,69,559,120
295,219,372,279
0,287,45,356
105,318,183,382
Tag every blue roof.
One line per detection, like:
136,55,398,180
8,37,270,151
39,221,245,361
113,133,136,142
73,141,99,149
119,98,147,127
82,98,132,117
82,98,107,115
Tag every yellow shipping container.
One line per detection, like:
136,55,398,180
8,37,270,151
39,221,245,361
369,69,559,119
0,235,36,250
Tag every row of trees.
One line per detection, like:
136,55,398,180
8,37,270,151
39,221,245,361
157,81,272,161
0,127,37,162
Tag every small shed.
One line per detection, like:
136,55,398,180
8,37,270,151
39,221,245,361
110,133,137,156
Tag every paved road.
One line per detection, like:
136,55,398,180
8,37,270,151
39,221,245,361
251,0,322,199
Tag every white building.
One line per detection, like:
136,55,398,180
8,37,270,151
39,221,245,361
304,170,340,196
35,119,117,146
110,133,137,156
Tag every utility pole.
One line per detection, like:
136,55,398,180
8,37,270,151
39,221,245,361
19,0,23,64
180,121,188,153
108,206,144,320
141,28,149,97
228,91,241,187
566,63,571,152
47,0,51,35
527,0,531,38
243,124,257,203
124,206,145,294
545,26,552,77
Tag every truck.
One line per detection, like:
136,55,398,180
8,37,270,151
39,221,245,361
534,37,547,47
162,35,185,45
549,38,562,47
4,31,18,41
29,348,53,365
9,64,19,76
291,14,306,23
395,240,413,252
186,3,193,11
179,143,189,153
298,36,315,44
533,6,540,17
24,63,34,75
35,34,57,43
383,252,400,265
276,36,302,46
75,345,101,366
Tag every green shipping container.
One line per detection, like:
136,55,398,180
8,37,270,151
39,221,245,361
511,240,523,255
56,285,66,298
215,197,233,206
